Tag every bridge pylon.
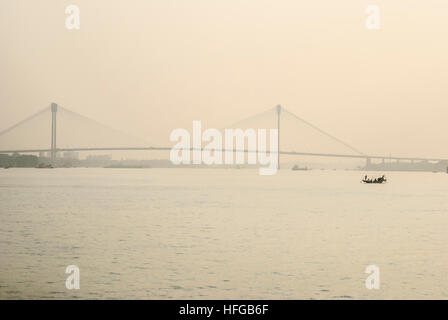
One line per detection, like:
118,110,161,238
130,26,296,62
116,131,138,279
276,104,281,170
50,103,58,163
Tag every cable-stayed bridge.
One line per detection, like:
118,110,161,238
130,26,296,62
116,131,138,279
0,103,446,167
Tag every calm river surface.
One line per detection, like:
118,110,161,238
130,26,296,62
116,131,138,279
0,168,447,299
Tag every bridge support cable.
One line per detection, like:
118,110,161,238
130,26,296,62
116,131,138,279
222,106,276,130
281,107,365,156
57,105,152,147
0,105,50,137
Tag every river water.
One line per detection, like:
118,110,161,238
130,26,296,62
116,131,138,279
0,168,447,299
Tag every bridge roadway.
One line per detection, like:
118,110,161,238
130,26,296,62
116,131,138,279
0,147,446,163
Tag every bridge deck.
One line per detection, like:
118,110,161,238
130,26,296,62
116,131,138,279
0,147,446,162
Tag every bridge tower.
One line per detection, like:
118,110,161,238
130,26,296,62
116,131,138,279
50,103,58,163
276,104,281,170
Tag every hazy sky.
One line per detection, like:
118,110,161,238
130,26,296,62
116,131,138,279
1,0,447,157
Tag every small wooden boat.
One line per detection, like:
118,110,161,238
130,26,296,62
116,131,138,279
292,164,309,171
36,163,54,169
362,175,387,184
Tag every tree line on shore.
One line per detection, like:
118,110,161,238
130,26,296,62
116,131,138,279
0,154,39,168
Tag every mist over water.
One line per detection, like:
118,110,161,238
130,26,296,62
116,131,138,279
1,168,447,299
2,1,448,158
